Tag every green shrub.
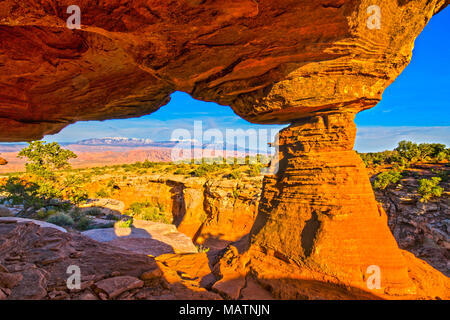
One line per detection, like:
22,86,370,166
248,164,263,177
125,201,169,224
63,187,88,205
95,189,110,198
395,141,448,163
196,245,210,253
105,213,121,221
436,150,450,162
192,164,219,177
173,164,191,175
92,168,105,176
68,207,83,221
435,169,449,183
107,179,116,188
359,141,449,168
0,177,39,206
76,216,92,231
116,219,133,228
141,160,156,168
417,177,444,202
228,170,241,180
84,207,104,217
359,151,391,167
36,208,51,220
0,177,66,212
46,213,74,227
174,168,189,175
373,170,403,190
68,207,93,230
140,207,169,224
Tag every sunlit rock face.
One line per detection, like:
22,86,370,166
249,112,415,295
0,0,448,140
0,0,449,300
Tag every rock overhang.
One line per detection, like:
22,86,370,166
0,0,448,141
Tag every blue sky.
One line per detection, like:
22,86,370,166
46,7,449,152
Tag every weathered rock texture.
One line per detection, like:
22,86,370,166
374,169,450,276
249,112,415,295
0,0,448,140
85,174,262,244
82,220,198,256
0,0,449,299
0,221,220,300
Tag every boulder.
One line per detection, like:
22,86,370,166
93,276,144,299
0,206,14,217
0,217,66,233
82,220,197,256
80,198,125,216
0,220,217,300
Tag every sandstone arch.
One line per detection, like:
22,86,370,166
0,0,449,298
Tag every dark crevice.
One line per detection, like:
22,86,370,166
301,211,321,258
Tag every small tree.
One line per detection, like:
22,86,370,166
3,142,82,214
418,177,444,203
395,141,421,163
373,170,403,190
18,141,77,179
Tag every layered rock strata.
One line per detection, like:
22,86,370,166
248,112,415,295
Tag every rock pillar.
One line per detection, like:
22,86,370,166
249,112,414,294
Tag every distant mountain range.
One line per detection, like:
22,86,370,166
0,137,264,152
0,137,266,173
75,137,256,152
77,137,163,147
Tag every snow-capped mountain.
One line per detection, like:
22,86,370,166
76,137,155,147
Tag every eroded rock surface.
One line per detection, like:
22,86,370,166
375,174,450,276
248,113,414,295
0,221,220,300
0,217,67,232
84,174,262,244
82,220,198,256
0,0,448,140
0,206,14,217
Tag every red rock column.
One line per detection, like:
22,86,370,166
249,112,414,294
